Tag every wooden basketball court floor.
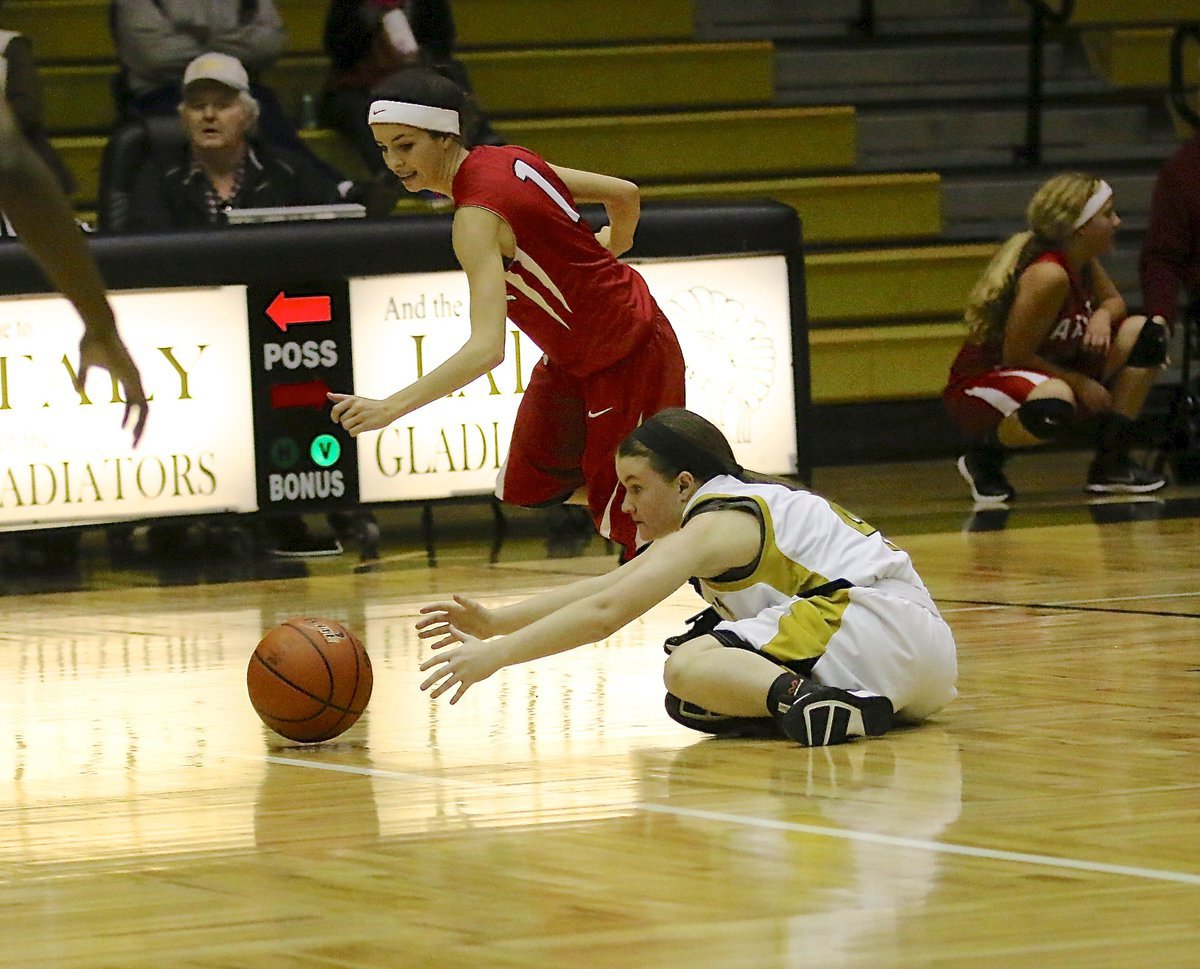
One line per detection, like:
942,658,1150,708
2,451,1199,968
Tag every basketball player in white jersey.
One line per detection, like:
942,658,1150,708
416,408,957,747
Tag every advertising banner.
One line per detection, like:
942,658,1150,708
0,286,256,528
350,254,796,503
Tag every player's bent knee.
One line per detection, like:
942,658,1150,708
1124,319,1168,368
1016,397,1076,440
663,638,709,693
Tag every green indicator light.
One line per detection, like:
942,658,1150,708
271,437,300,469
310,434,341,467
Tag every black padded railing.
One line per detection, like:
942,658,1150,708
0,199,814,483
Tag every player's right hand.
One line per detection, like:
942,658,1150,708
76,329,149,447
327,392,399,437
416,595,495,647
418,627,501,704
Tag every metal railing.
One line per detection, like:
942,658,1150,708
1017,0,1075,165
1019,0,1199,165
856,0,876,37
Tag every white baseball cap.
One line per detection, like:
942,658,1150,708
182,52,250,93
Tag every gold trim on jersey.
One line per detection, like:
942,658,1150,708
688,490,853,663
692,493,838,598
764,585,853,662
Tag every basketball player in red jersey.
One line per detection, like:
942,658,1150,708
328,69,685,557
0,99,148,445
943,172,1165,503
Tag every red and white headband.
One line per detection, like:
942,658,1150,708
1072,180,1113,230
367,99,460,134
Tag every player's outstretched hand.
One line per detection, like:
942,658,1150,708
327,391,398,437
418,627,500,704
77,328,148,447
416,595,495,647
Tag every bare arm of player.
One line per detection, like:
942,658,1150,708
549,164,640,257
418,511,761,704
1081,259,1126,356
328,206,508,436
1002,260,1112,413
0,101,149,446
417,558,655,644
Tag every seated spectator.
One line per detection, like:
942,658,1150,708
111,0,348,189
126,52,342,231
322,0,501,180
943,172,1166,503
1140,126,1200,481
0,25,75,196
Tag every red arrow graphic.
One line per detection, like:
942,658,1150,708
267,291,332,331
270,379,332,410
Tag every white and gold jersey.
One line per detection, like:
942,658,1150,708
683,475,930,622
681,476,956,719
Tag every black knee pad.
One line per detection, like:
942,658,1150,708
1016,397,1075,440
664,693,781,738
1126,320,1168,367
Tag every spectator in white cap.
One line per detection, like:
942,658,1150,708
110,0,347,187
124,51,342,231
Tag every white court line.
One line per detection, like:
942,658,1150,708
635,803,1200,887
264,755,1200,888
263,755,495,797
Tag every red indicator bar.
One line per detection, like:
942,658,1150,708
270,379,332,410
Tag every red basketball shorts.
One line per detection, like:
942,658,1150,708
943,367,1053,438
496,310,686,556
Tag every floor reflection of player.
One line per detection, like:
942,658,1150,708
636,730,963,964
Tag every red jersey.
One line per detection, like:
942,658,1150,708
452,145,659,377
947,249,1098,385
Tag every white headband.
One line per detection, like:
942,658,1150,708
1072,180,1113,230
367,99,460,135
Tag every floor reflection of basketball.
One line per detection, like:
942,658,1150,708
247,617,373,742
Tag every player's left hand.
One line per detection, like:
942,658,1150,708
77,328,149,447
327,392,397,436
418,627,501,704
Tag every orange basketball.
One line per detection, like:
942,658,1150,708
247,617,373,743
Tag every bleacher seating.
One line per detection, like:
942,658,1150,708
12,0,1196,458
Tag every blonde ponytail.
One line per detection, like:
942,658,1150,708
962,172,1102,345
